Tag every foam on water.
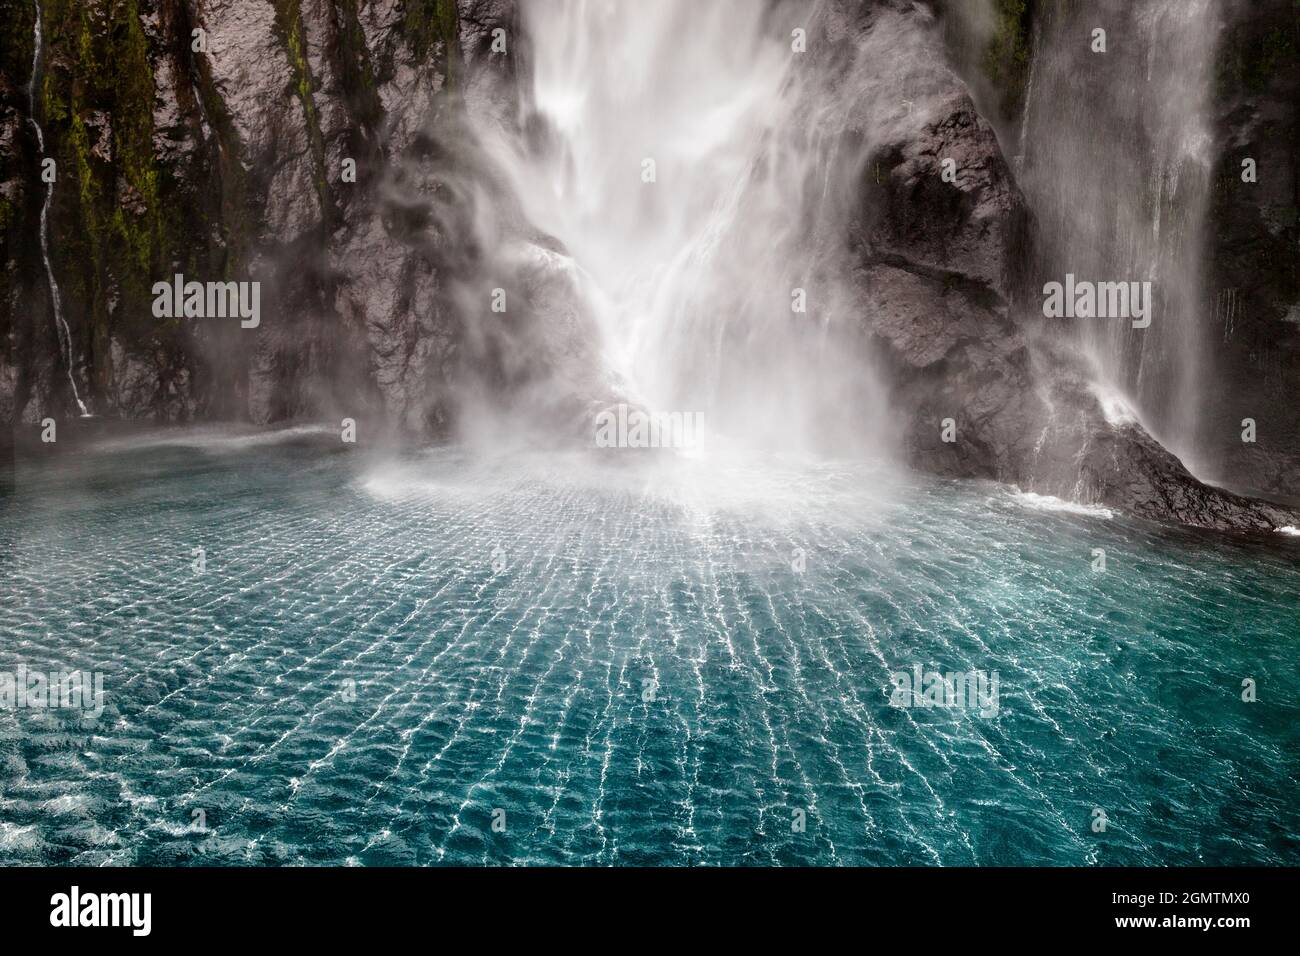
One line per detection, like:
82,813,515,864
360,445,901,527
1009,489,1116,520
90,424,336,455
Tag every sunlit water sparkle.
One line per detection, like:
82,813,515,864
1,432,1297,865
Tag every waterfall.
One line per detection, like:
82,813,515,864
482,0,888,456
1019,0,1221,471
28,0,90,417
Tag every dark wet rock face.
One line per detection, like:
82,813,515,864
839,5,1042,483
1198,0,1300,497
860,97,1026,296
847,0,1298,531
0,0,540,438
857,263,1038,484
1078,422,1298,532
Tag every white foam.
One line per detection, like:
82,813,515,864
1090,383,1141,428
1276,526,1300,537
358,446,899,524
1010,489,1115,519
0,822,41,852
41,793,89,816
92,424,334,455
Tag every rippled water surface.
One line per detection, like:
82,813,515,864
2,429,1297,865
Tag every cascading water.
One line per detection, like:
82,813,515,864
480,0,888,456
28,0,90,417
1018,0,1220,471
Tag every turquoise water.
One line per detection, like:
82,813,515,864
1,428,1297,865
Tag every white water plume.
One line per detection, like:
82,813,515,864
478,0,889,458
1019,0,1221,473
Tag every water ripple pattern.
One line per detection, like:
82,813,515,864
1,435,1297,865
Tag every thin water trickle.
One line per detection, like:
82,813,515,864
28,0,90,417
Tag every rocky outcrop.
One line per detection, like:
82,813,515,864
843,0,1298,531
1077,418,1298,532
0,0,595,440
